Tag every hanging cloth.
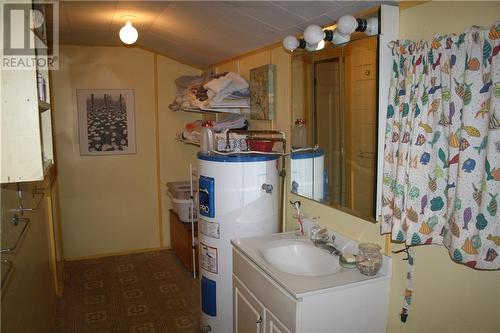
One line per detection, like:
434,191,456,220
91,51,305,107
381,23,500,320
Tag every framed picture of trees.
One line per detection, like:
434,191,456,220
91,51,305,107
76,89,136,155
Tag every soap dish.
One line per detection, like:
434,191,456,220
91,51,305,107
339,252,356,269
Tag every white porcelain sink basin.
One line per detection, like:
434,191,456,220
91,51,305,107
260,239,341,277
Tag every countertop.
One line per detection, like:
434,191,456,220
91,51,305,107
231,231,392,299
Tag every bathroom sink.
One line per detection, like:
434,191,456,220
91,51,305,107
259,239,341,277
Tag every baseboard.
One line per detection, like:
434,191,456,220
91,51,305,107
64,246,171,261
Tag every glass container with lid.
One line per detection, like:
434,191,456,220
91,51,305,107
355,243,382,276
309,218,329,245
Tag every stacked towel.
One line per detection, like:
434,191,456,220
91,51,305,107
204,72,249,105
169,72,250,112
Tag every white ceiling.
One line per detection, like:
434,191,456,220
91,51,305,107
54,1,395,68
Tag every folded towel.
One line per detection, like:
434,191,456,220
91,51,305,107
170,72,250,112
204,72,249,104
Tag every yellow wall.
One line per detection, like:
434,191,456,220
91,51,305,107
1,180,57,332
51,46,201,258
215,2,500,333
399,1,500,40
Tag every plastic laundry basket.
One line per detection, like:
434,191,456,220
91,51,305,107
166,181,198,222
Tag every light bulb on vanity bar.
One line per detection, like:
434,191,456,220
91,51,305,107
303,24,325,45
283,35,306,52
365,17,379,36
303,40,326,52
336,15,358,35
337,14,379,36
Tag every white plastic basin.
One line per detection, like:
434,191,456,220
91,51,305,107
260,240,341,277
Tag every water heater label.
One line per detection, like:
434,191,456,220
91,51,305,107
199,176,215,218
200,242,218,274
200,219,220,239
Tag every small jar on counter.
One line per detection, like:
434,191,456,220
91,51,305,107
356,243,382,276
309,222,329,245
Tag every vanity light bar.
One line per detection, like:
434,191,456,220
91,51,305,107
298,39,307,49
355,18,368,32
283,15,378,52
324,29,334,42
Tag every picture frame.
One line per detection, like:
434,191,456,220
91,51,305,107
249,64,276,120
76,89,136,155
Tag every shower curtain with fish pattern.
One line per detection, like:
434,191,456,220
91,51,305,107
381,23,500,320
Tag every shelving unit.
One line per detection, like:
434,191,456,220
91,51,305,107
181,107,242,114
169,209,198,273
1,2,54,183
176,104,253,149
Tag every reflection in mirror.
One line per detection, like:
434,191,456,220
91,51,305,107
291,36,378,221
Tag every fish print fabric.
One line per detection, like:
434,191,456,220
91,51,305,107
382,24,500,270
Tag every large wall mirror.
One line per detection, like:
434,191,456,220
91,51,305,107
291,35,378,222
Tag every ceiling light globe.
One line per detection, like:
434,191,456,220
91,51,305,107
303,24,325,45
283,35,299,51
119,22,138,45
337,15,357,35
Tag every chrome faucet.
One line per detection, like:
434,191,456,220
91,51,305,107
314,234,342,256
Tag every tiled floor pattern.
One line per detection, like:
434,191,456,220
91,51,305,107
55,250,200,333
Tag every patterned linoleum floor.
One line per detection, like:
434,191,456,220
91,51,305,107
55,250,200,333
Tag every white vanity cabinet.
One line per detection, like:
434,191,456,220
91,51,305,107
234,276,265,333
232,237,391,333
264,307,291,333
234,274,292,333
233,248,298,333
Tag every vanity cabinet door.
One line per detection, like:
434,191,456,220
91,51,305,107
265,309,292,333
234,276,264,333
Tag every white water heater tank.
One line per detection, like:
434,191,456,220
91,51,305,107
198,152,280,333
290,149,325,201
